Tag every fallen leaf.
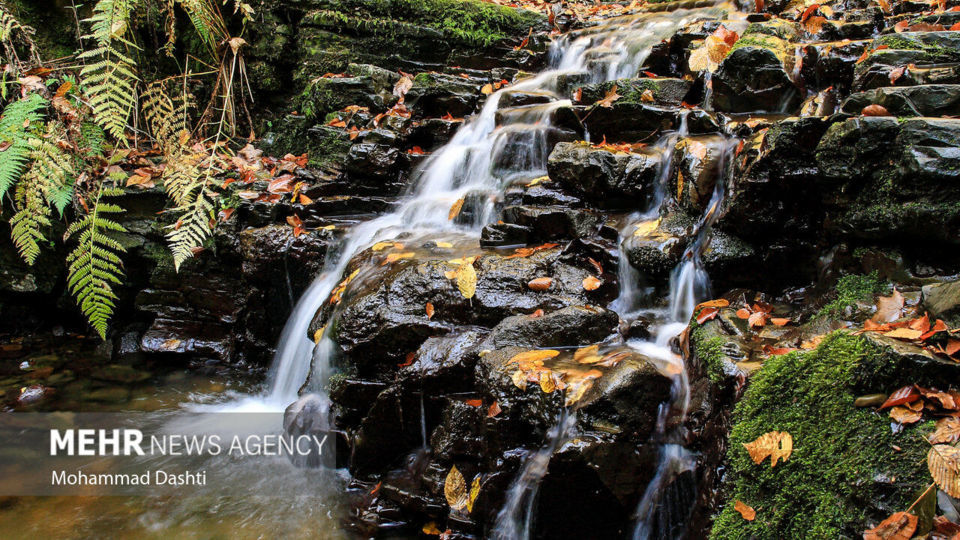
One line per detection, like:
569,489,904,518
697,307,720,324
313,326,325,343
423,522,442,535
487,401,502,417
393,75,413,99
464,399,483,407
467,475,481,513
696,299,730,310
564,380,592,406
509,349,560,365
574,345,599,362
864,511,918,540
928,417,960,444
743,431,793,467
456,261,477,299
582,276,602,291
880,386,921,409
539,371,557,393
928,444,960,497
640,89,655,103
528,277,553,291
444,466,468,510
889,405,923,424
481,83,494,95
873,289,905,323
382,251,415,265
884,328,923,340
736,308,751,319
748,311,768,328
511,369,528,391
426,302,435,319
862,104,891,117
596,85,621,108
734,500,756,521
160,338,181,351
449,197,465,220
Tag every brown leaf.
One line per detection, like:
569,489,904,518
884,328,923,340
889,405,923,424
582,275,602,291
803,15,828,34
736,308,751,319
444,466,469,510
748,311,768,328
425,302,435,319
393,75,413,99
873,289,905,323
734,500,756,521
539,371,557,393
509,349,560,365
696,298,730,310
928,417,960,444
864,511,918,540
528,277,553,291
862,104,892,117
487,401,502,417
889,65,906,84
928,444,960,498
743,431,793,467
596,85,621,108
770,317,790,326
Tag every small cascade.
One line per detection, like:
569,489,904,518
491,410,578,540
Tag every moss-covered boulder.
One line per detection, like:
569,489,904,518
709,22,801,113
711,332,944,539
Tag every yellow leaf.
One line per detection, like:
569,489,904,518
511,369,528,391
509,350,560,364
481,83,494,95
527,175,550,187
467,475,481,513
640,88,655,102
633,218,661,237
422,522,442,535
313,325,325,344
456,262,477,299
742,431,793,467
573,344,599,362
564,379,592,407
539,371,557,393
444,465,469,510
676,170,684,201
734,500,756,521
383,251,415,265
448,197,465,220
435,241,453,248
928,444,960,497
371,241,394,251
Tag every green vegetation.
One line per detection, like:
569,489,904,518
711,332,932,539
817,271,889,319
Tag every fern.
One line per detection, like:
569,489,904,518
65,185,127,339
78,0,139,140
161,151,203,204
165,185,214,270
27,134,75,215
9,179,49,265
175,0,227,58
0,93,46,199
0,1,39,66
142,78,193,152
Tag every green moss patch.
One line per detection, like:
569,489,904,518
711,332,932,539
817,271,889,319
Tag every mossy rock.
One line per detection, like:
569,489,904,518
710,332,942,539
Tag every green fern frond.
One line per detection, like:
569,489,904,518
160,151,203,205
0,93,46,200
27,134,75,215
165,185,214,271
65,185,127,339
9,178,50,265
79,0,139,140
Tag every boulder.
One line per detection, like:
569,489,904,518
709,23,801,113
547,142,663,209
406,72,482,118
841,84,960,117
922,279,960,324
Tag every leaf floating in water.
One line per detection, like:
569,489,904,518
382,251,415,265
743,431,793,467
863,511,918,540
573,345,599,362
444,465,469,510
928,444,960,497
734,500,756,521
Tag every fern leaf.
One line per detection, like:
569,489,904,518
27,134,75,215
142,78,193,152
165,185,214,271
79,0,139,140
9,178,50,265
0,93,46,200
65,185,127,339
174,0,227,58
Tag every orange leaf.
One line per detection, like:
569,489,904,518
743,431,793,467
488,401,502,417
880,386,920,409
464,399,483,407
426,302,435,319
862,104,891,116
697,307,720,324
448,197,465,220
748,311,768,328
595,85,621,108
582,276,602,291
695,298,729,310
528,277,553,291
736,308,751,319
398,352,416,368
770,317,790,326
734,500,756,521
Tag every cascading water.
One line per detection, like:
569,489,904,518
255,4,733,539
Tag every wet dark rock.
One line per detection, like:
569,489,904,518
547,142,661,209
840,84,960,117
581,102,679,142
576,77,693,107
853,32,960,91
710,27,801,113
406,72,481,118
921,279,960,324
346,143,403,182
407,118,463,150
622,211,693,279
297,68,397,122
670,135,731,215
480,222,532,247
500,205,602,241
480,305,619,350
816,117,960,244
284,393,336,468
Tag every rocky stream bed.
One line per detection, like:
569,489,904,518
3,0,960,538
